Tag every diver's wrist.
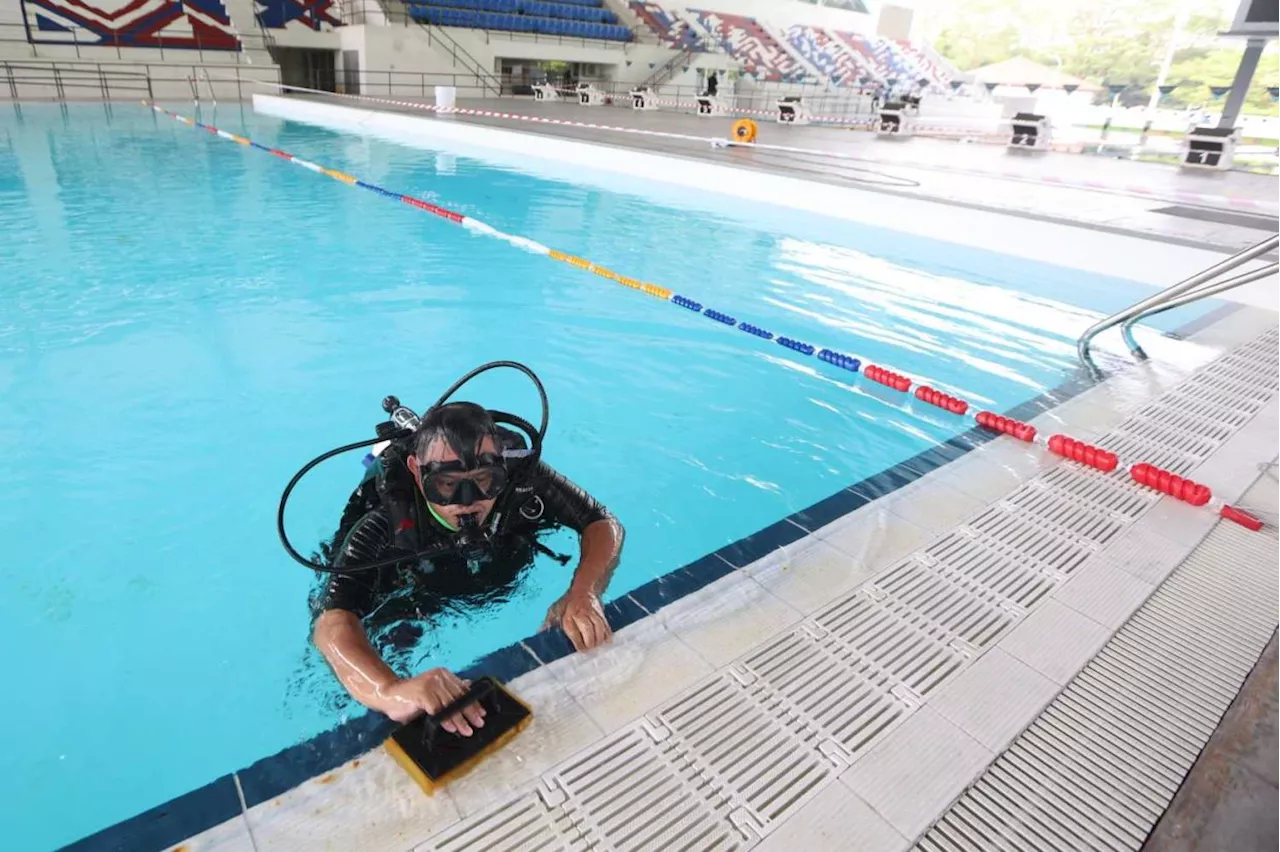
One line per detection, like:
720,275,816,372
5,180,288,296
565,583,600,603
370,674,404,702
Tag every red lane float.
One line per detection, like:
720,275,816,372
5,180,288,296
1220,505,1264,531
915,386,969,415
976,411,1037,442
402,196,464,223
1047,435,1118,473
1129,463,1212,506
864,364,912,392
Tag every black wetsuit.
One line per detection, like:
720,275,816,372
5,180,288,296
314,432,610,635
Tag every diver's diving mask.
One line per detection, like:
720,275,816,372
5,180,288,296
417,456,508,505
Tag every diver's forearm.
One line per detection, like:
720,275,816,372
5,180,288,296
313,609,400,712
569,518,624,598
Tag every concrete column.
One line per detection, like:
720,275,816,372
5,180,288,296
1218,37,1266,129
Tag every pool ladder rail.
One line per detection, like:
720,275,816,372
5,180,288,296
186,69,217,109
1078,233,1279,372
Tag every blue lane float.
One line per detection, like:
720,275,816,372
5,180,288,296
738,322,775,340
777,336,816,356
356,180,404,200
818,349,862,372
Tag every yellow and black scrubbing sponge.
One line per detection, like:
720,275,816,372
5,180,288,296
384,677,532,794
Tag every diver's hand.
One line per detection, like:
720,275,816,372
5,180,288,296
543,591,613,652
379,668,487,735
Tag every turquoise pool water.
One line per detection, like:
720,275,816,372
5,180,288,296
0,103,1208,850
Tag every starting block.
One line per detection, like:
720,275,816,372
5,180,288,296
630,87,659,111
1008,112,1051,152
876,101,914,138
532,84,560,102
775,96,810,125
1181,126,1241,171
576,83,606,107
695,95,728,117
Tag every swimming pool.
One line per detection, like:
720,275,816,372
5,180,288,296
0,103,1215,850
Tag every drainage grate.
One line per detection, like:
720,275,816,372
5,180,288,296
965,507,1096,576
915,501,1279,851
1006,483,1130,544
551,723,753,851
1036,466,1156,520
814,593,967,695
426,784,580,852
924,535,1059,610
1129,396,1256,439
740,623,921,751
1178,370,1277,409
1100,414,1218,460
654,673,837,828
873,558,1018,647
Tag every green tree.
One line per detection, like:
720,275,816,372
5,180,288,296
934,22,1022,72
1165,50,1280,113
926,0,1278,115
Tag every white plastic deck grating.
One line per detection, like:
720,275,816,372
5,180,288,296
422,327,1278,851
915,490,1278,851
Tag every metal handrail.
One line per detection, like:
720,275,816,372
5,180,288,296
1122,264,1278,332
1077,234,1279,370
417,21,503,95
642,46,692,89
201,68,217,107
1,60,150,78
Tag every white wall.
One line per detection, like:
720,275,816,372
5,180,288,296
347,24,458,76
267,28,343,51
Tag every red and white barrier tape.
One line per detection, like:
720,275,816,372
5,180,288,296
257,83,1276,214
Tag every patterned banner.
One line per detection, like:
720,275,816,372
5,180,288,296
20,0,239,49
255,0,340,31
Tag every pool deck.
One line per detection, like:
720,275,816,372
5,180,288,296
156,97,1280,852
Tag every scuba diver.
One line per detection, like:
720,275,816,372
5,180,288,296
279,363,623,736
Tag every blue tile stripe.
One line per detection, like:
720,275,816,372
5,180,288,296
63,363,1108,851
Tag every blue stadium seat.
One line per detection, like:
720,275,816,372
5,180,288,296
403,0,628,40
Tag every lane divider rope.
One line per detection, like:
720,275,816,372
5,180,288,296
148,101,1265,532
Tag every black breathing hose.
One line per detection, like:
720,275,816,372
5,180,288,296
276,360,550,576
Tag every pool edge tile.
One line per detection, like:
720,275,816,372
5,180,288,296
59,774,243,852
